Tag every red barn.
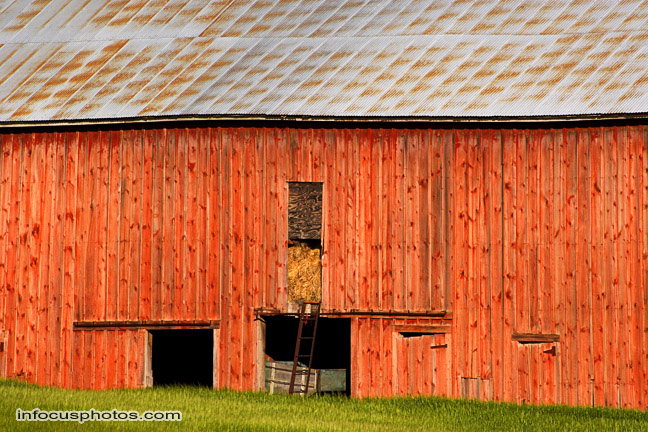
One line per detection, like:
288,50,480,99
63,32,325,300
0,0,646,409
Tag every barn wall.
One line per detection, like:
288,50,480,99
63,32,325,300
350,317,452,398
349,127,647,408
70,329,148,389
0,125,646,408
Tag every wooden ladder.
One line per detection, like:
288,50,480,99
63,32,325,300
288,301,321,395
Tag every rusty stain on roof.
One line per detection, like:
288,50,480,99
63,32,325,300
1,0,648,121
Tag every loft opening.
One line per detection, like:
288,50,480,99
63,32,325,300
288,182,323,304
262,315,350,395
150,329,213,387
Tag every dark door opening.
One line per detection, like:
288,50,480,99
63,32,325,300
150,329,213,387
263,316,351,395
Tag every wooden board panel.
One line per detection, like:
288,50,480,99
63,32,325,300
0,135,11,380
288,182,323,240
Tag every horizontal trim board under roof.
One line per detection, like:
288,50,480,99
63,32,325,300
1,112,648,132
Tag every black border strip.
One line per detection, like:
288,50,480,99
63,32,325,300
1,112,648,132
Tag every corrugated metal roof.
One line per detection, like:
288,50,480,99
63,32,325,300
1,0,647,122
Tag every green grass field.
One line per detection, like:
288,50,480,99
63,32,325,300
0,379,645,431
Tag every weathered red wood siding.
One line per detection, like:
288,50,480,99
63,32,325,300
0,125,646,407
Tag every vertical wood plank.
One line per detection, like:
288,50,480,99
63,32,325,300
380,318,392,396
277,130,288,309
229,128,243,389
357,130,369,310
85,131,107,321
0,134,11,379
71,331,83,388
103,330,114,388
242,128,255,388
630,126,645,407
150,129,164,321
118,129,133,322
13,133,27,381
351,317,360,396
0,134,8,357
162,129,175,318
217,127,231,388
502,129,516,402
43,133,59,383
371,318,382,395
83,331,93,389
197,127,209,320
370,133,381,311
263,129,276,308
60,131,79,386
618,127,632,407
576,129,593,406
323,131,335,309
22,133,37,383
382,130,395,311
467,131,479,378
452,129,467,397
49,133,66,384
186,128,199,319
73,133,89,324
129,131,144,321
489,130,503,400
173,129,187,319
603,128,618,406
564,129,579,405
404,131,417,311
429,131,443,311
590,127,605,405
419,132,432,312
393,132,405,311
479,131,493,386
607,128,622,406
106,131,121,322
140,128,154,321
32,133,48,385
640,126,648,408
442,130,454,313
207,127,221,319
350,131,360,310
116,330,126,388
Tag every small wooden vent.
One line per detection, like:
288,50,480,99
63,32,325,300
394,324,451,335
512,333,560,344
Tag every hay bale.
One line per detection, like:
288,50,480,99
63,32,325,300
288,242,321,302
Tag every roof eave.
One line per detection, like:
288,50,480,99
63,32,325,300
1,112,648,130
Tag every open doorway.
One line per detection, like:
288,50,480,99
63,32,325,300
150,329,213,387
263,316,351,395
